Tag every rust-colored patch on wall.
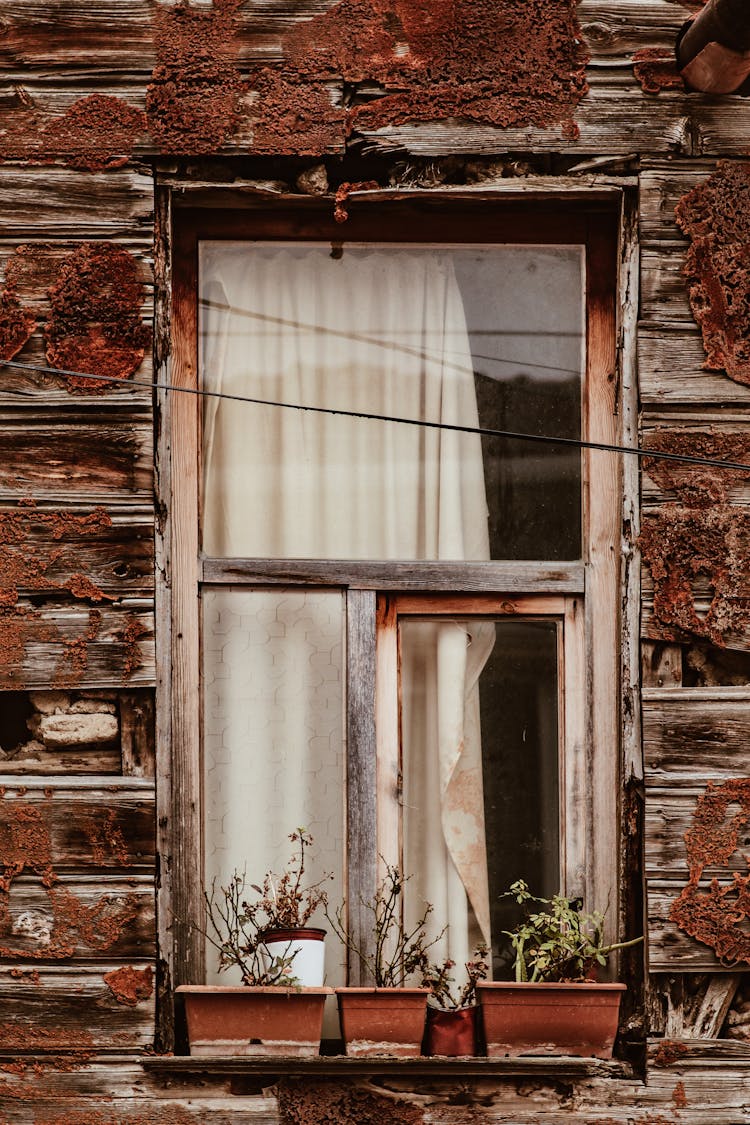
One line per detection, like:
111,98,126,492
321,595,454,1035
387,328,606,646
83,808,129,867
643,430,750,507
672,1081,688,1109
0,504,114,608
0,803,56,892
670,778,750,964
45,243,149,393
42,95,146,172
640,505,750,647
632,48,685,93
103,964,153,1007
334,181,380,223
0,883,140,961
652,1039,690,1067
0,606,56,690
675,162,750,385
251,70,346,155
55,609,103,686
146,0,245,154
0,249,36,362
278,1080,424,1125
120,618,148,680
276,0,589,141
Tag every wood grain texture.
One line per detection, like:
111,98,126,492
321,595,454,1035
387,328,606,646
643,689,750,783
0,165,153,239
0,962,155,1049
0,602,154,690
638,325,750,407
0,782,155,871
0,875,154,961
648,882,737,971
0,411,153,502
645,787,749,879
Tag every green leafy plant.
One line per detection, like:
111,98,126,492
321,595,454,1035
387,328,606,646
202,828,331,986
421,944,490,1010
326,862,444,987
502,879,643,983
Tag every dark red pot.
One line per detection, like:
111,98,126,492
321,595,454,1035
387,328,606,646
424,1005,478,1057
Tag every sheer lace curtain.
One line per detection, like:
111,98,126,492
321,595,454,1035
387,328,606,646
200,242,493,979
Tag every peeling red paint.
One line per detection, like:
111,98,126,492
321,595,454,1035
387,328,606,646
643,431,750,507
120,618,148,681
334,180,380,223
0,883,140,961
670,778,750,964
103,965,153,1007
146,0,245,154
0,249,36,363
55,609,103,686
672,1081,688,1109
45,243,149,393
0,803,56,892
0,606,56,690
251,70,346,155
640,504,750,647
276,0,589,142
632,48,685,93
83,808,129,867
42,96,146,172
676,162,750,385
0,504,114,608
278,1079,425,1125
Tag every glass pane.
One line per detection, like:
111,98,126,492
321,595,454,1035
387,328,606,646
199,242,583,562
202,588,345,987
399,616,559,981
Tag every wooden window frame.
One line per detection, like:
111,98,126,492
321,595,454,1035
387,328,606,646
159,195,620,998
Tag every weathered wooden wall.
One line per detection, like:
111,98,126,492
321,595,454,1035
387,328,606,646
2,0,750,1120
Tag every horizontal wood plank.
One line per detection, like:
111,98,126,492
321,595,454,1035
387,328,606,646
638,326,750,407
648,882,739,972
0,783,155,871
0,166,153,240
0,412,153,502
0,601,154,690
645,787,750,879
0,962,155,1049
0,875,154,961
0,504,154,599
643,691,750,783
201,558,586,593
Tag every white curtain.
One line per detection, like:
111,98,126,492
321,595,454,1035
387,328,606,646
200,242,493,976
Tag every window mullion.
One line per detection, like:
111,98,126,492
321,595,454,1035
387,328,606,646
345,588,378,985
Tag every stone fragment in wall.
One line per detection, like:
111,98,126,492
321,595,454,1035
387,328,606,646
0,738,45,762
69,699,117,715
29,712,118,747
28,691,70,715
296,164,329,195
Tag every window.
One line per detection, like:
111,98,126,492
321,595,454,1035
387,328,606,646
163,198,620,993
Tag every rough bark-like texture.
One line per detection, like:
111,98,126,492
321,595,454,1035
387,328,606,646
640,505,750,647
675,162,750,385
643,431,750,507
44,243,150,392
670,779,750,965
278,0,589,141
277,1080,424,1125
146,0,245,154
633,48,685,94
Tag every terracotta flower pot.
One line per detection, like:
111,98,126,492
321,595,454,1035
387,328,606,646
335,987,429,1057
476,981,625,1059
177,985,332,1056
261,927,326,986
424,1005,478,1057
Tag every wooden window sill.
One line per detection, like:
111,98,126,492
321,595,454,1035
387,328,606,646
140,1054,634,1080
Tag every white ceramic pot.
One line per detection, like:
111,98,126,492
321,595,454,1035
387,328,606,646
261,927,326,987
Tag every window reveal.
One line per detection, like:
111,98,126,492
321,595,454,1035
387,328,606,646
165,200,620,996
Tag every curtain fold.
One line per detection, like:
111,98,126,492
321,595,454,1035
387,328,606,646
200,242,493,974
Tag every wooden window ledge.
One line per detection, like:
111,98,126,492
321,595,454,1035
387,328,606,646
141,1054,634,1081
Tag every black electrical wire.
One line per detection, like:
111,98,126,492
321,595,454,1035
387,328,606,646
3,356,750,475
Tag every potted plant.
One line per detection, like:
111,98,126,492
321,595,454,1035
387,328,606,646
326,864,441,1057
421,945,489,1057
476,880,642,1059
177,829,333,1057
